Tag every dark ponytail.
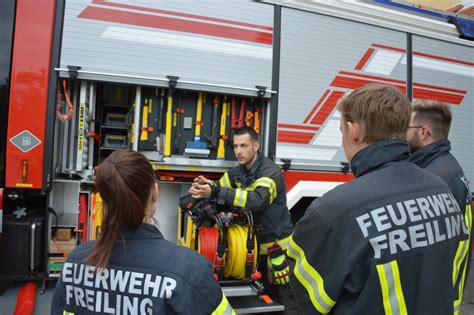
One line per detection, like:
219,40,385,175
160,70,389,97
86,150,156,269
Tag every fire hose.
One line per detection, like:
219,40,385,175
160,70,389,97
197,224,257,280
199,226,219,263
181,195,259,280
223,225,257,280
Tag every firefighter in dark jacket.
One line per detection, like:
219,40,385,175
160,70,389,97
189,126,296,312
289,85,469,314
51,150,233,315
408,99,472,312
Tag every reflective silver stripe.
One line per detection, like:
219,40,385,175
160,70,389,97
233,189,247,208
454,301,460,314
278,237,291,251
237,190,245,207
377,261,407,315
384,263,401,315
223,302,234,315
287,240,334,312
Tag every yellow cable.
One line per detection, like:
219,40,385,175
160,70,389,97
185,217,196,249
224,225,257,279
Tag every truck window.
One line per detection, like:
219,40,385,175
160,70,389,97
0,0,16,187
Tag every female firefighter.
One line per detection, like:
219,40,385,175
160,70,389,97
51,150,233,314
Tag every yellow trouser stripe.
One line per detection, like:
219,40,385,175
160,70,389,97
376,261,407,315
259,235,291,255
460,204,472,295
219,172,232,188
287,237,335,313
233,189,248,208
452,204,471,285
63,311,74,315
453,203,472,312
212,293,235,315
454,298,461,315
452,239,468,286
253,177,277,203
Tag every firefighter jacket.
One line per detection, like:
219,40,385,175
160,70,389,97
288,140,470,314
410,140,471,216
410,139,472,309
51,224,234,315
215,154,293,252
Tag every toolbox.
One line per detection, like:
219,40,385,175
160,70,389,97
105,112,128,127
103,134,128,149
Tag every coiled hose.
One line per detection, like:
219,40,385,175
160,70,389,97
223,224,257,279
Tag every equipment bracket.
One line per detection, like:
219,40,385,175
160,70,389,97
256,86,267,98
281,159,291,171
167,76,179,89
341,162,350,174
67,65,81,80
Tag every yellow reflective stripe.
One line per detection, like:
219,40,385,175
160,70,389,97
453,204,472,315
462,203,472,242
232,189,248,208
456,204,472,301
277,235,291,251
259,235,291,255
254,180,273,195
255,177,277,202
452,239,468,285
219,172,232,188
376,261,407,315
454,298,462,315
259,241,273,255
253,177,277,203
212,293,235,315
287,237,335,313
63,311,74,315
376,264,393,315
453,204,472,289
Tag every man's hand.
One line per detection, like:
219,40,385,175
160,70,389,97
267,244,290,285
193,175,211,185
189,182,212,199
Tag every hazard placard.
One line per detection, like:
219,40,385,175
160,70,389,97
9,130,41,153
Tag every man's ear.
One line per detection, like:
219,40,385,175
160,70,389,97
254,141,260,152
420,126,432,140
151,183,159,203
347,121,362,144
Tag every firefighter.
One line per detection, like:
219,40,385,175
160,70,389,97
51,150,233,315
189,126,296,312
407,99,472,311
288,85,469,314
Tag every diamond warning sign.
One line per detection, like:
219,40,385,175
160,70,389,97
9,130,41,153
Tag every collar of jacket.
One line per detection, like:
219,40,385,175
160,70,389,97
350,139,410,177
409,139,451,168
239,153,263,174
121,223,164,240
